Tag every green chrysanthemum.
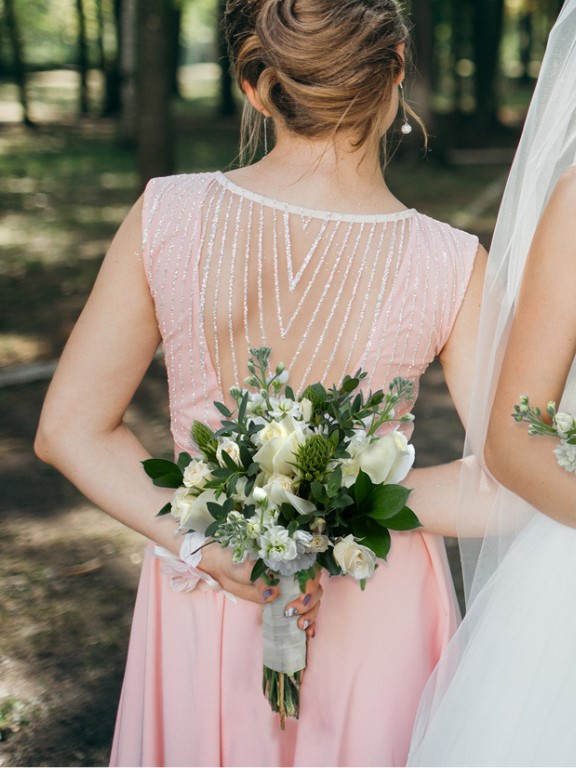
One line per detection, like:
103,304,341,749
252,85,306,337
295,434,334,483
191,420,218,463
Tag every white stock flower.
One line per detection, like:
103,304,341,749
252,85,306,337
554,412,576,438
216,437,241,467
333,534,377,580
357,430,415,485
258,525,298,570
253,414,309,476
182,459,212,490
269,397,304,420
247,392,267,417
171,488,218,534
554,441,576,472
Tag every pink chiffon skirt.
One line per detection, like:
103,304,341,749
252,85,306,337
110,530,458,767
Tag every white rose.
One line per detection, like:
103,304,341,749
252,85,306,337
333,534,377,580
263,473,317,515
341,456,361,488
554,412,576,438
253,414,309,476
554,441,576,472
294,530,330,553
216,437,241,467
357,430,415,485
182,459,212,490
172,488,218,533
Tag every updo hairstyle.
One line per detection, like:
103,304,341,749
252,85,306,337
224,0,420,161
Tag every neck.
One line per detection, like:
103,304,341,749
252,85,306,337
227,125,406,215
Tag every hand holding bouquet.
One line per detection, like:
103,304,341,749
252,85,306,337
144,348,420,727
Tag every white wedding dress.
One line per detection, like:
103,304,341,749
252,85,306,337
409,1,576,762
410,377,576,766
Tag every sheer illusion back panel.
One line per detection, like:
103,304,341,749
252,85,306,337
199,173,414,399
142,173,479,450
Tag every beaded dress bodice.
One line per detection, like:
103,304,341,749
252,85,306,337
143,172,478,450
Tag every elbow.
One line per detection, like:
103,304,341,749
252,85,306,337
34,410,67,467
34,419,56,465
483,420,504,484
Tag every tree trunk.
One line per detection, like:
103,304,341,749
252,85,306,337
169,4,182,98
119,0,137,142
218,0,236,117
471,0,505,136
4,0,32,125
136,0,174,187
76,0,90,115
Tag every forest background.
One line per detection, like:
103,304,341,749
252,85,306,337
0,0,563,765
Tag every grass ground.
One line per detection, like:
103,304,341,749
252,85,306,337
0,73,513,766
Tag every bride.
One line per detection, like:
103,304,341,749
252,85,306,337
36,0,487,765
409,2,576,765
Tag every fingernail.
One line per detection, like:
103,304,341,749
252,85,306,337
284,606,298,618
263,588,274,599
303,593,312,606
301,619,310,630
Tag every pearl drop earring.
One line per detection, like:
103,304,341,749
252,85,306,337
398,83,412,135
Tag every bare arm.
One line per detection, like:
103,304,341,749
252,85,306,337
35,197,322,621
484,167,576,527
407,244,497,537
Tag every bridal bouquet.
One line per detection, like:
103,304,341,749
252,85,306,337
513,395,576,472
144,348,419,727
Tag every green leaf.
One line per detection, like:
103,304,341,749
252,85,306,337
296,565,317,592
310,481,327,504
238,391,249,424
341,375,360,393
351,517,391,559
204,520,221,537
239,444,253,469
285,386,295,400
176,452,193,471
250,558,267,582
327,466,342,496
317,549,341,575
364,484,412,521
221,450,240,471
352,470,372,509
141,458,183,488
156,501,172,517
215,401,233,418
381,506,421,531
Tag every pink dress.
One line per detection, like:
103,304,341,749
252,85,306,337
110,172,478,767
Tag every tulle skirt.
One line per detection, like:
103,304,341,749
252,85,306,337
409,513,576,767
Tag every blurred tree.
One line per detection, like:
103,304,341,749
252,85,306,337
217,0,236,117
97,0,123,115
471,0,505,134
4,0,32,125
119,0,136,141
136,0,174,186
76,0,90,115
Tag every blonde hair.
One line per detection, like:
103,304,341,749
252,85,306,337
224,0,424,163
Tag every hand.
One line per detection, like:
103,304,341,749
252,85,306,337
199,543,323,638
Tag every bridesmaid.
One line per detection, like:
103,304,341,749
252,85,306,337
35,0,486,764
